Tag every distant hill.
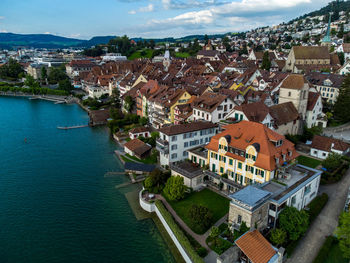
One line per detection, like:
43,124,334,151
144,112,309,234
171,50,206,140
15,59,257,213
0,33,116,49
291,0,350,22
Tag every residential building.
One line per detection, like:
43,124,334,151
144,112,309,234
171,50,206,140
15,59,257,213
278,74,309,120
306,72,344,104
310,135,350,159
128,127,151,139
124,138,152,159
205,121,299,187
269,102,300,135
228,165,322,230
170,161,204,190
65,60,96,78
306,92,327,128
192,92,236,123
235,230,283,263
156,121,219,166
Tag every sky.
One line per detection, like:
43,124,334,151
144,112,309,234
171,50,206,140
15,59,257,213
0,0,331,39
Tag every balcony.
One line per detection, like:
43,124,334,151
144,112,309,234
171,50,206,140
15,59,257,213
156,138,169,154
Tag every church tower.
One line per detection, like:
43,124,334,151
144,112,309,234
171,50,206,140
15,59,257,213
321,12,332,49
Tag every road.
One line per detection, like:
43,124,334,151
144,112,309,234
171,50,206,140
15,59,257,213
287,170,350,263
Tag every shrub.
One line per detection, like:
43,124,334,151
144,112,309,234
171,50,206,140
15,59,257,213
270,228,287,246
307,193,328,223
155,200,204,263
322,153,343,172
279,206,309,241
196,247,207,257
188,205,213,233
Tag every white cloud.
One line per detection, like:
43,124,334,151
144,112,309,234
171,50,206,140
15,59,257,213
129,3,154,15
139,3,154,12
0,29,8,33
0,16,5,20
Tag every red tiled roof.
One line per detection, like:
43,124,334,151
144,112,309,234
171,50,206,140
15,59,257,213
235,230,276,263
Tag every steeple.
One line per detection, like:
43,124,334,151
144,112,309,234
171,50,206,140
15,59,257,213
322,12,332,45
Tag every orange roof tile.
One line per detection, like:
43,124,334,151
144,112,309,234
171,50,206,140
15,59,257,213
235,230,276,263
205,121,298,171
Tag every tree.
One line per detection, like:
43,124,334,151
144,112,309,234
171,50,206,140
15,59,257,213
334,74,350,123
261,51,271,71
270,228,287,246
139,117,148,126
111,88,121,108
48,67,68,84
188,204,213,232
338,52,345,66
204,34,209,43
41,67,47,82
336,212,350,259
143,169,170,193
24,75,40,88
279,206,309,241
163,176,186,201
322,153,343,172
210,226,220,239
58,79,73,92
0,58,24,80
124,95,134,113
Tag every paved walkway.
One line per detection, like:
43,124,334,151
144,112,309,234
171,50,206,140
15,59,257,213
156,195,229,251
287,170,350,263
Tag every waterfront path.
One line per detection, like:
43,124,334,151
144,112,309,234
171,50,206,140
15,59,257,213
287,170,350,263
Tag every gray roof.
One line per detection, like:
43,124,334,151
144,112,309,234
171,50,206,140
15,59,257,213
230,185,272,208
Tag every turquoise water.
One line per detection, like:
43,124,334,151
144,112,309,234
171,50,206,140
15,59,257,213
0,96,174,263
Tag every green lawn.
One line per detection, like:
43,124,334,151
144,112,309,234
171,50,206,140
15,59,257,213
297,155,322,168
128,49,154,60
175,52,191,58
168,189,230,234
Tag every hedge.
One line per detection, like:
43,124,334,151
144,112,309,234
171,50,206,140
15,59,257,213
307,193,329,223
312,236,337,263
321,161,349,184
155,200,204,263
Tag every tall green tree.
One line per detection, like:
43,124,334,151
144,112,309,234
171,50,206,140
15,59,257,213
334,74,350,123
0,58,24,80
261,51,271,71
336,212,350,259
322,153,343,172
58,79,73,92
124,95,134,113
163,176,186,201
279,206,309,241
24,75,40,88
41,67,47,82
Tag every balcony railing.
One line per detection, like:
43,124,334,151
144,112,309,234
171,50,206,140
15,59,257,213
156,138,169,154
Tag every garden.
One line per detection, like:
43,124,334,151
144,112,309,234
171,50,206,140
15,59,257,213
297,155,322,168
167,189,230,234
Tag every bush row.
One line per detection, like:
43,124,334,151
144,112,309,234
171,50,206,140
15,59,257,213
0,85,68,96
312,236,338,263
307,193,329,223
155,200,204,263
321,161,349,184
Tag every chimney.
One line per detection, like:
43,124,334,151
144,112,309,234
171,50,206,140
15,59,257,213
278,247,285,263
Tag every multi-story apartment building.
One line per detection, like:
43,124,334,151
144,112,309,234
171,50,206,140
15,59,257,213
192,92,236,123
228,164,322,230
306,72,344,104
205,121,298,186
156,121,219,166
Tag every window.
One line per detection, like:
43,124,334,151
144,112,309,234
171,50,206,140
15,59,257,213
171,153,177,159
218,113,221,119
291,195,296,205
237,215,242,224
238,162,242,169
172,136,177,141
288,91,291,97
184,142,188,147
220,167,224,173
171,145,177,150
183,151,188,157
229,159,233,165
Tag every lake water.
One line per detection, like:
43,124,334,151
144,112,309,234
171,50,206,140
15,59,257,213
0,96,174,263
